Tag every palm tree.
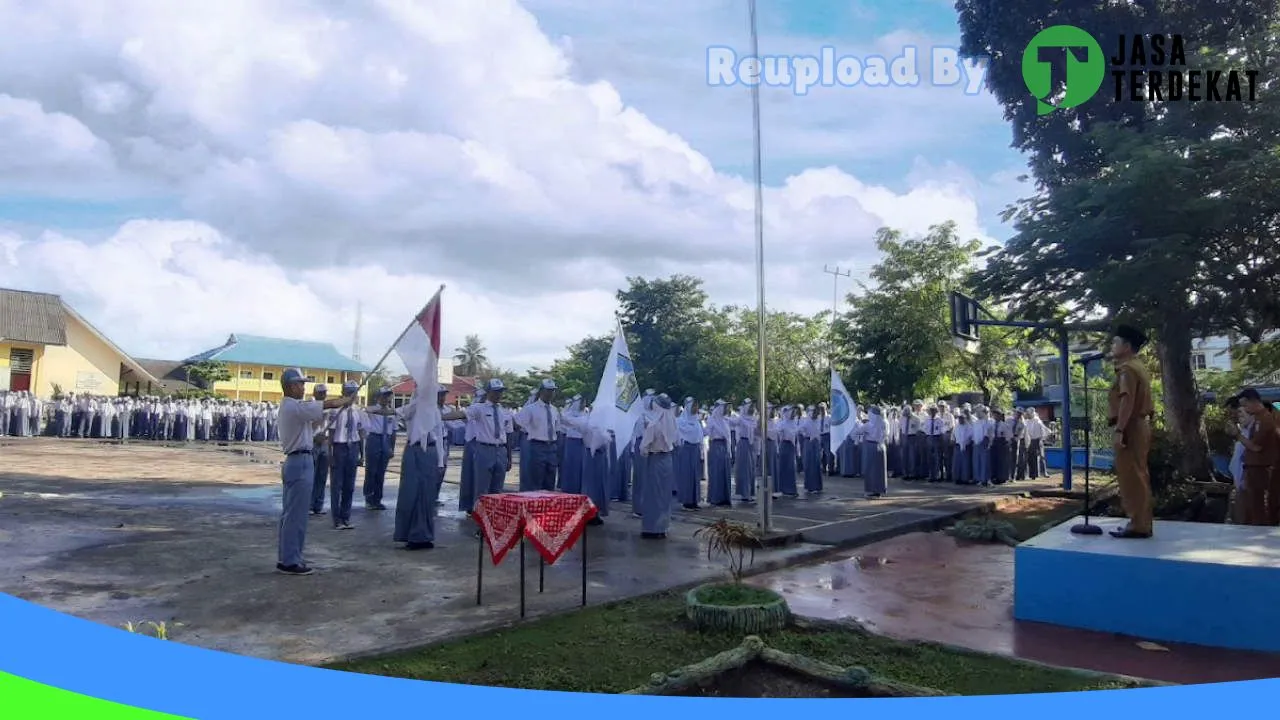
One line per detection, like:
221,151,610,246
453,335,489,376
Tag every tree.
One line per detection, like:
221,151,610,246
732,309,829,404
453,335,489,376
616,275,722,397
955,0,1280,478
365,368,394,397
546,335,615,400
186,360,230,389
835,223,1035,404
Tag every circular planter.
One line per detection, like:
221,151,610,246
685,583,790,634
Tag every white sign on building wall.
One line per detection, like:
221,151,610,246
75,371,104,391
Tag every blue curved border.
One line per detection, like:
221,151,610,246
2,592,1278,717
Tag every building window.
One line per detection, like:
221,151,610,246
326,375,336,384
1041,362,1061,387
262,371,275,381
239,370,254,379
305,375,316,383
1191,353,1207,371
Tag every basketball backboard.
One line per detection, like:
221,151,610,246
949,291,981,342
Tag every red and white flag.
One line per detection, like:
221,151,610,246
394,287,443,397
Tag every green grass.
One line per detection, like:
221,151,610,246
327,593,1135,695
693,584,781,606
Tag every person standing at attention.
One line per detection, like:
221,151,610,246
276,368,355,575
361,387,398,511
328,381,367,530
309,384,334,516
639,394,678,539
395,389,447,550
449,379,511,510
516,380,561,492
1232,388,1279,526
1107,325,1156,539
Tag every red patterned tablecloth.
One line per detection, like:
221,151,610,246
472,492,597,566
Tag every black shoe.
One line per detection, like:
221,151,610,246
587,517,604,526
683,503,699,510
640,532,666,539
405,541,435,550
366,503,386,511
276,563,314,576
310,510,324,516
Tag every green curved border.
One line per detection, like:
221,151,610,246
0,671,190,719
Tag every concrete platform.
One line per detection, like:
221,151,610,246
1015,517,1280,653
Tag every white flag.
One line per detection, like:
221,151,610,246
830,369,858,454
588,319,643,459
392,288,443,429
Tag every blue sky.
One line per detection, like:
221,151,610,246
523,0,1030,236
0,0,1033,366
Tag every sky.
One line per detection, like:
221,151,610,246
0,0,1031,373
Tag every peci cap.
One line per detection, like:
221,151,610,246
342,381,359,396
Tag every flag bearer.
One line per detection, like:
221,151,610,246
328,381,366,530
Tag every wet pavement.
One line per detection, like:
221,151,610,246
755,533,1280,685
0,437,1071,667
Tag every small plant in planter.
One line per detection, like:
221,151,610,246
686,519,790,634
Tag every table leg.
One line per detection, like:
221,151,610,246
539,556,545,593
520,537,527,619
581,524,587,607
476,527,483,606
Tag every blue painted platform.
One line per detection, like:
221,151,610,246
1015,517,1280,653
1045,446,1114,472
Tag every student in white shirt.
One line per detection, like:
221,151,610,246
327,382,367,530
276,368,355,575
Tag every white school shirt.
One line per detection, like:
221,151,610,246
364,404,396,435
732,414,758,443
515,400,560,443
279,397,325,454
1026,418,1046,440
925,417,944,436
954,423,970,446
465,401,508,445
329,405,365,444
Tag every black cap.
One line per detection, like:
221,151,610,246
1239,388,1263,402
1113,324,1148,351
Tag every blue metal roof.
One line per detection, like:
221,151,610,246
184,334,369,373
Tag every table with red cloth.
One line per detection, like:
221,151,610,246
471,491,597,617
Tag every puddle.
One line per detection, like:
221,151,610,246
220,486,278,501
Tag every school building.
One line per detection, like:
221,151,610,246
0,287,161,398
180,334,371,403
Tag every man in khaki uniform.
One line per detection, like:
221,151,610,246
1107,325,1155,539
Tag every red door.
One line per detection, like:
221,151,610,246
8,348,33,392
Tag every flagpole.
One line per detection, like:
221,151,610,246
357,284,445,391
748,0,771,534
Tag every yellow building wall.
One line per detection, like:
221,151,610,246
211,364,368,403
6,315,125,398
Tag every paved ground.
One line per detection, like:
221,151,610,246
0,437,1066,666
754,532,1280,685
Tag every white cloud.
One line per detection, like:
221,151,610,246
0,0,1013,372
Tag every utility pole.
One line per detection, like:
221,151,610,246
352,301,363,363
822,265,851,367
